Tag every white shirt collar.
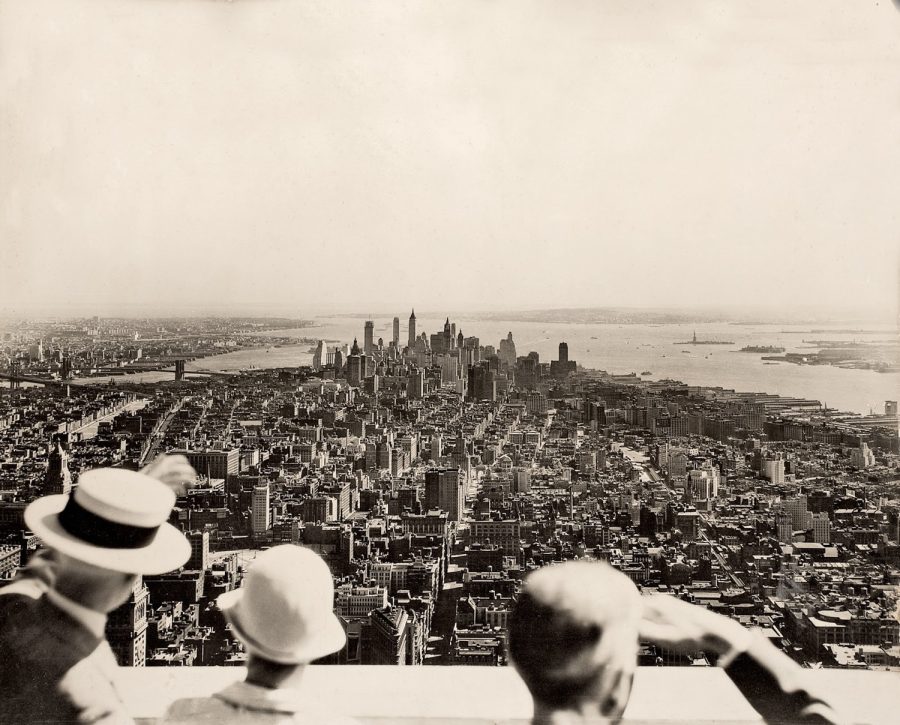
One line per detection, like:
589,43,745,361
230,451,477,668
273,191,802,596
45,587,108,639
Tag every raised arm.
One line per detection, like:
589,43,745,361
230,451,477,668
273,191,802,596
639,594,845,725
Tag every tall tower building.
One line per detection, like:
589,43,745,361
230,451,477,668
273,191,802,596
347,339,363,386
106,577,149,666
364,320,375,356
443,317,453,351
408,309,417,349
252,484,271,536
392,317,400,347
499,332,517,368
775,511,793,543
408,368,424,399
431,433,442,461
312,341,324,371
424,468,465,522
187,530,210,571
762,453,785,484
44,441,72,496
785,495,810,531
811,512,831,544
559,342,569,365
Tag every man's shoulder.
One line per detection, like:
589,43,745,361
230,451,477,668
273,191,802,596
163,695,361,725
161,697,237,723
0,589,97,673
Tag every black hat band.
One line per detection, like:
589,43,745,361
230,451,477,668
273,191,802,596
57,494,160,549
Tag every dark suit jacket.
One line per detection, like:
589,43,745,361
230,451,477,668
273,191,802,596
0,583,131,724
724,635,844,724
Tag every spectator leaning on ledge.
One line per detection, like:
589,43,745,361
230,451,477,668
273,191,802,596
509,560,846,725
0,456,194,724
162,544,358,725
508,560,642,725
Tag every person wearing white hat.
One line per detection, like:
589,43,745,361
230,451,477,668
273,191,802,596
0,461,193,724
162,544,358,725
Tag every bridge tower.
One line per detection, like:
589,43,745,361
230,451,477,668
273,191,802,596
8,360,21,389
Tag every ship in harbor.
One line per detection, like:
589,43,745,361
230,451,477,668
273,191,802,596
739,345,785,353
673,331,734,345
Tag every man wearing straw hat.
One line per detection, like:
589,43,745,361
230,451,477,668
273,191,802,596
0,457,194,724
162,544,358,724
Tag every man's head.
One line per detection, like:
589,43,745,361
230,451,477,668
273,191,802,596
508,561,642,721
24,467,191,611
51,551,138,613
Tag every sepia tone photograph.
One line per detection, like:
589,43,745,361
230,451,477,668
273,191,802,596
1,1,899,723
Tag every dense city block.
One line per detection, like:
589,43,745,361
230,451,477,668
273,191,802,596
1,314,898,672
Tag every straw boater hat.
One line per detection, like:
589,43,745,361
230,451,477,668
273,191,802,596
24,468,190,575
217,545,346,665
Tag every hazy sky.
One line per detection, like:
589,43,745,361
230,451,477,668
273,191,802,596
1,0,898,317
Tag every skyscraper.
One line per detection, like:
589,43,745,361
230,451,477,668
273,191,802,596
424,468,465,522
443,317,453,351
499,332,517,368
364,320,375,356
43,441,72,496
762,453,785,484
431,433,442,462
785,495,810,531
408,309,416,349
811,512,831,544
775,511,793,543
252,484,271,536
187,530,210,571
550,342,576,377
467,362,496,401
106,577,149,666
408,368,424,399
392,317,400,347
347,338,363,385
312,340,324,370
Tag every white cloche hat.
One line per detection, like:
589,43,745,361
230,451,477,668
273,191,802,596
217,545,346,665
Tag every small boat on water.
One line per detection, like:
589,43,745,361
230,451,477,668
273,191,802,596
641,370,651,375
